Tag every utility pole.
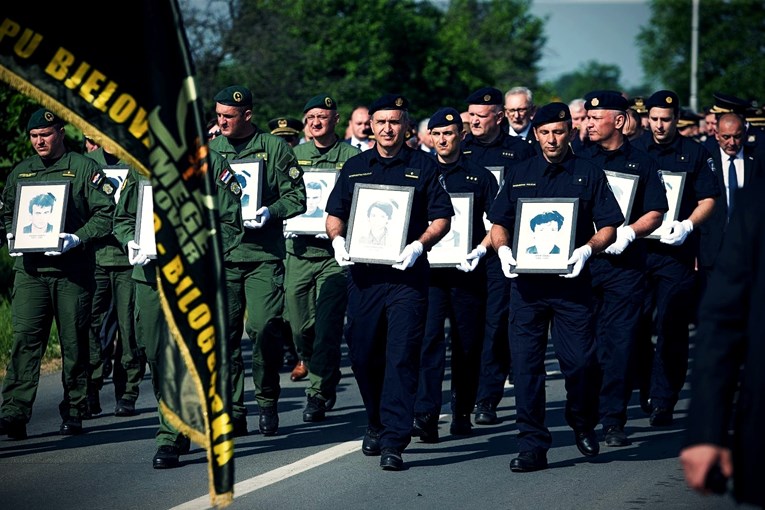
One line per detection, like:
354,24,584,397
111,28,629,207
689,0,699,112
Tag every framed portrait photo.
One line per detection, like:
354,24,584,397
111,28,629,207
134,181,157,259
346,184,413,264
102,165,129,204
10,181,69,253
512,197,579,274
428,193,474,268
647,170,686,240
603,170,639,227
483,166,504,232
284,167,337,235
229,158,264,221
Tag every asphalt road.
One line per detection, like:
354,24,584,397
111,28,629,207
0,339,745,510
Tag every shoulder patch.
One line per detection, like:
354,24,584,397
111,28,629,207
219,168,233,185
229,180,242,197
102,182,114,196
707,157,717,173
288,166,301,179
91,173,104,188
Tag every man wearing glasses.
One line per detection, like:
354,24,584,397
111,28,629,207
504,86,537,143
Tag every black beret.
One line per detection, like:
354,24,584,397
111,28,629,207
268,117,303,137
629,96,648,114
303,94,337,113
710,92,749,115
369,93,409,116
214,85,253,107
427,107,463,131
465,86,503,105
27,108,63,132
584,90,629,111
645,90,680,114
531,102,571,127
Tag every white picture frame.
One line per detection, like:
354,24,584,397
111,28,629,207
284,167,337,235
603,170,639,227
512,197,579,274
230,158,264,221
9,181,70,253
134,181,157,259
647,170,686,240
428,193,473,268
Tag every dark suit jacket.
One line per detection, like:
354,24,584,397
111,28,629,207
697,145,765,270
685,177,765,507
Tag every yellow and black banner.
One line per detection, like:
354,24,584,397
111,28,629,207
0,2,234,507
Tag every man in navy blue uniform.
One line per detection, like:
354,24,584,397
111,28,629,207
488,102,624,472
462,86,535,425
632,90,719,427
411,107,499,442
580,90,668,447
325,94,454,471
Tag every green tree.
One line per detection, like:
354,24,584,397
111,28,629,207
181,0,545,125
638,0,765,108
548,61,624,103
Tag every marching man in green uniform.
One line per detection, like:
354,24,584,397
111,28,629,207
0,108,115,439
84,144,145,419
209,85,306,437
286,94,360,422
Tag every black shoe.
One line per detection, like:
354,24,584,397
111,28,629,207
259,406,279,436
232,416,249,437
114,399,136,417
303,395,326,422
60,417,83,436
103,358,113,380
604,425,631,447
649,407,673,427
84,392,102,419
412,413,439,443
325,395,336,411
178,436,191,455
639,389,652,415
510,451,548,472
379,448,404,471
0,417,28,440
575,430,600,457
450,414,472,436
474,401,498,425
362,428,382,456
153,445,180,469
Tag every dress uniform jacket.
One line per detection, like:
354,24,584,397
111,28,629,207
685,177,765,508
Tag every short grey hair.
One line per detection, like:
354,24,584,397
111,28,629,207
504,86,534,106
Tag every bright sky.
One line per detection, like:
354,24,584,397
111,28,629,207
530,0,652,88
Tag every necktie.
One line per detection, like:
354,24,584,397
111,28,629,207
728,155,737,219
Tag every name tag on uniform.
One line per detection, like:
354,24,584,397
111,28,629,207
404,167,420,179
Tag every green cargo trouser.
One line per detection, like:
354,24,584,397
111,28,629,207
134,280,185,448
1,269,91,422
284,254,347,401
225,260,285,414
89,265,145,402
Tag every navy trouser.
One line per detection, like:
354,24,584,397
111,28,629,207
345,270,427,453
415,267,486,417
509,275,600,454
475,253,511,409
635,252,696,410
590,256,646,428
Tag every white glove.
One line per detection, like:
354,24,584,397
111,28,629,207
660,219,693,246
283,231,298,239
315,233,329,240
457,244,487,272
6,232,21,257
127,240,151,266
392,240,424,270
562,244,592,278
45,233,80,256
331,236,354,266
244,207,271,229
604,225,636,255
497,245,518,279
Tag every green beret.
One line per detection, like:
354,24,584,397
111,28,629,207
268,117,303,137
27,108,63,132
303,94,337,113
214,85,253,107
